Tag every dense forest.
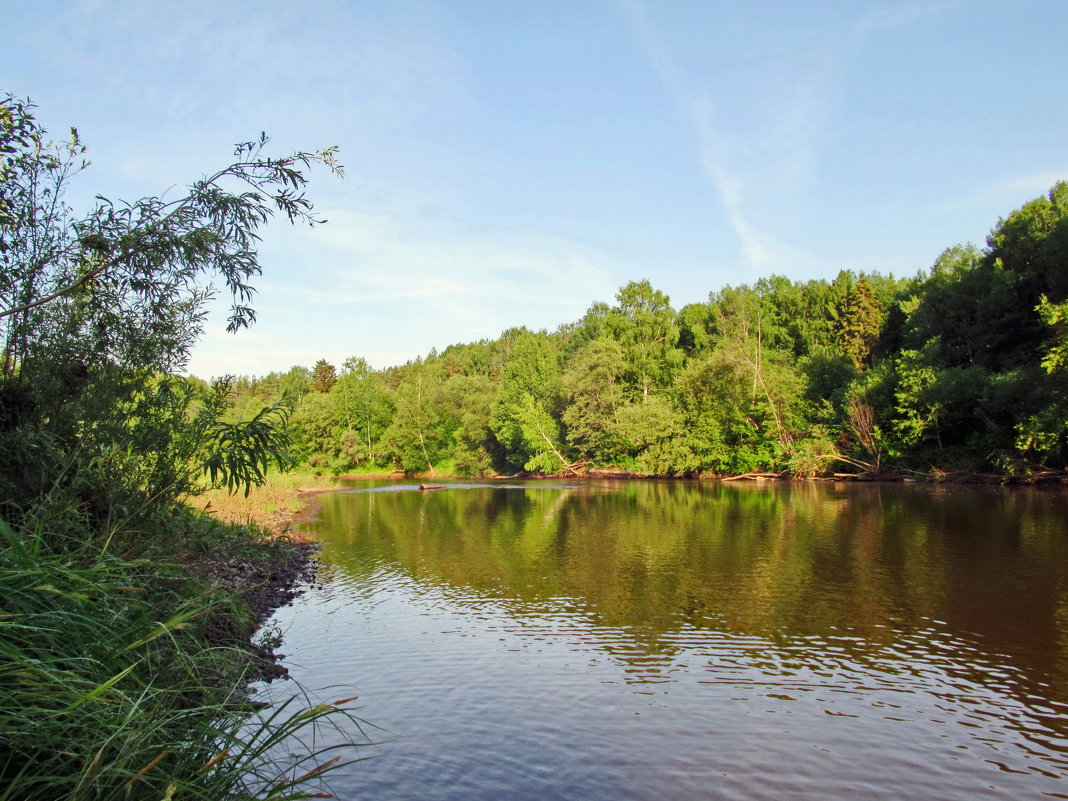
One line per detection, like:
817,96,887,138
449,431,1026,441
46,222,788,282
220,182,1068,480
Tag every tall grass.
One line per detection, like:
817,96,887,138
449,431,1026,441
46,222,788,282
194,470,339,534
0,498,363,800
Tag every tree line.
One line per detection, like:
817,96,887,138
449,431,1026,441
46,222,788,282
223,181,1068,479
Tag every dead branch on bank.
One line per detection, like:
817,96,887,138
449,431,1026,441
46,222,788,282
721,471,787,482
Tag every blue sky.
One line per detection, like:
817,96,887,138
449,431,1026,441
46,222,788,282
6,0,1068,378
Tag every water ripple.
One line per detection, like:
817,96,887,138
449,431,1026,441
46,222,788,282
265,481,1068,800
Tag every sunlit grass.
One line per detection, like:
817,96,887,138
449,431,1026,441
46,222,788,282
194,470,340,534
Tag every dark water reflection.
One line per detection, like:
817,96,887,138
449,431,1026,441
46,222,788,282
261,480,1068,800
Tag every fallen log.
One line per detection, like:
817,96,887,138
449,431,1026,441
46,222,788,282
585,469,641,479
419,484,446,491
721,472,784,482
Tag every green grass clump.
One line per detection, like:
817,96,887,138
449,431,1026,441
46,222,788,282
0,506,362,800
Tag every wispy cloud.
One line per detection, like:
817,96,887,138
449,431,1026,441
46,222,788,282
621,0,955,278
852,1,961,38
273,203,617,307
620,0,825,275
187,198,619,376
995,171,1068,196
936,170,1068,217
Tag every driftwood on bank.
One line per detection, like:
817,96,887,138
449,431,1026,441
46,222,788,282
721,471,786,482
1019,469,1068,485
585,469,642,479
401,464,1068,486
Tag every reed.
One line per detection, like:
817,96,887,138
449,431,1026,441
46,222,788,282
0,496,363,800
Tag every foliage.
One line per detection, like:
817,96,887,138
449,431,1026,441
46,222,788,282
562,337,626,463
330,357,394,469
1,96,341,376
380,360,453,474
0,504,364,801
223,180,1068,480
837,276,883,368
616,395,695,475
0,94,357,800
309,359,337,393
0,94,340,504
508,392,568,474
203,392,295,497
606,280,683,399
442,374,500,476
490,331,565,473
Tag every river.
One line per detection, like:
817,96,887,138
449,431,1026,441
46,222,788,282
258,479,1068,800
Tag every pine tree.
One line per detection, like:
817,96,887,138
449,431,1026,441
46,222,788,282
838,277,882,368
310,359,338,393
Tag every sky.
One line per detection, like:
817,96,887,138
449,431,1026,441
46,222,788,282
5,0,1068,378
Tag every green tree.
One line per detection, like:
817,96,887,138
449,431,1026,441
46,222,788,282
1,98,341,377
331,356,394,467
987,181,1068,306
0,94,340,513
560,300,612,354
279,364,312,399
490,330,567,473
512,392,570,474
837,276,883,368
381,360,451,474
561,336,626,464
289,389,341,469
889,347,942,452
1036,296,1068,374
606,280,683,400
442,373,500,476
676,351,778,474
310,358,338,393
677,301,716,356
707,285,807,461
616,394,696,475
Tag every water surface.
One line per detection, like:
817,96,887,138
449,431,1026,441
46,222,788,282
261,479,1068,800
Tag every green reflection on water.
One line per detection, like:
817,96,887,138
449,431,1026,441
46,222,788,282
306,481,1068,680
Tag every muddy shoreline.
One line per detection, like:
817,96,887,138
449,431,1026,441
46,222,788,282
190,487,335,684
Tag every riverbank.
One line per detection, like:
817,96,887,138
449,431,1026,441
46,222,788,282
2,488,359,800
195,469,342,540
190,472,344,679
331,466,1068,486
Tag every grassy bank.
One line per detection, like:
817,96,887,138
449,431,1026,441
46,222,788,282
194,470,341,537
0,493,360,800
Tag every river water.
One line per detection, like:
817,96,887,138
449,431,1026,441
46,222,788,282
259,479,1068,800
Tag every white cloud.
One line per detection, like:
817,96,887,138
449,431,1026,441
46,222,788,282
996,172,1068,196
270,201,617,306
186,198,619,376
852,1,961,39
620,0,827,277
